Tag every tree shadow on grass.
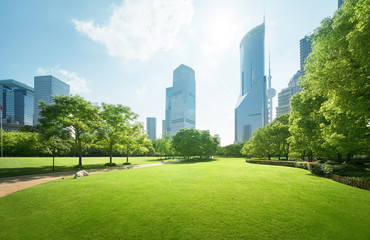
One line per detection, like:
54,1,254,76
0,163,120,180
172,158,218,165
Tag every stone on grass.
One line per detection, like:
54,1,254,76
74,170,89,179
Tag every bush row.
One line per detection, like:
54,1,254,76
246,159,370,190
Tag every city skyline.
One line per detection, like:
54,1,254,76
0,0,339,145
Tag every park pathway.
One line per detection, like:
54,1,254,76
0,160,181,198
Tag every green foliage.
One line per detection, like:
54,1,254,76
3,132,41,157
172,128,220,158
121,123,153,162
39,95,101,166
289,0,370,161
97,103,138,163
218,143,244,157
154,132,173,158
241,114,291,160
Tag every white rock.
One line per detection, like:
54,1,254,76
74,170,89,179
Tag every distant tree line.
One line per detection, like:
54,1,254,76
241,0,369,162
3,95,219,165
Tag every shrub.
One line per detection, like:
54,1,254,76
105,163,117,167
295,161,308,170
332,175,370,190
325,160,339,165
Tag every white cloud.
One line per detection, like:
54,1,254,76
72,0,194,60
36,65,90,94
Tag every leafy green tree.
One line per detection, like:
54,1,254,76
296,0,370,161
121,123,152,163
269,114,291,160
241,127,275,160
220,143,244,157
3,132,40,157
38,95,101,166
172,128,219,159
98,103,138,164
155,132,173,159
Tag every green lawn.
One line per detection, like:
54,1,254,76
0,156,173,178
1,158,369,239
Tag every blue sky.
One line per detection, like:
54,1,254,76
0,0,338,145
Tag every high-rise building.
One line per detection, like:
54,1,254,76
33,75,70,125
146,117,156,141
0,79,34,126
299,34,312,73
235,23,267,143
276,33,313,117
165,64,196,136
276,70,302,116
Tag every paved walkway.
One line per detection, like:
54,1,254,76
0,160,181,198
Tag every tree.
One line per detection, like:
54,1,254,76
172,128,219,159
241,127,275,160
121,123,152,163
296,0,370,161
98,103,138,164
3,132,40,157
155,132,173,159
220,143,244,157
269,114,291,160
39,95,101,167
289,91,327,161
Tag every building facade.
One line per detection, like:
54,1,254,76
0,79,34,126
276,70,302,116
165,64,196,136
299,35,312,73
146,117,156,141
276,33,313,117
235,23,267,143
33,75,70,125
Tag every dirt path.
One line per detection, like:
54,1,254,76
0,160,181,198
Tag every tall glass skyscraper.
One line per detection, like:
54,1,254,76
0,79,34,126
235,23,267,143
300,35,312,73
33,75,70,125
165,64,196,136
146,117,156,141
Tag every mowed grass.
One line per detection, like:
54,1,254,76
0,156,172,178
0,158,369,239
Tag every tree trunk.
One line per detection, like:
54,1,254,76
346,153,351,163
126,148,129,163
337,153,342,162
78,140,82,167
52,149,55,172
109,144,113,164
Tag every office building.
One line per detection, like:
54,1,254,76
276,32,313,117
0,79,34,126
33,75,70,125
146,117,156,141
299,35,312,73
235,23,267,143
165,64,196,136
276,70,302,116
